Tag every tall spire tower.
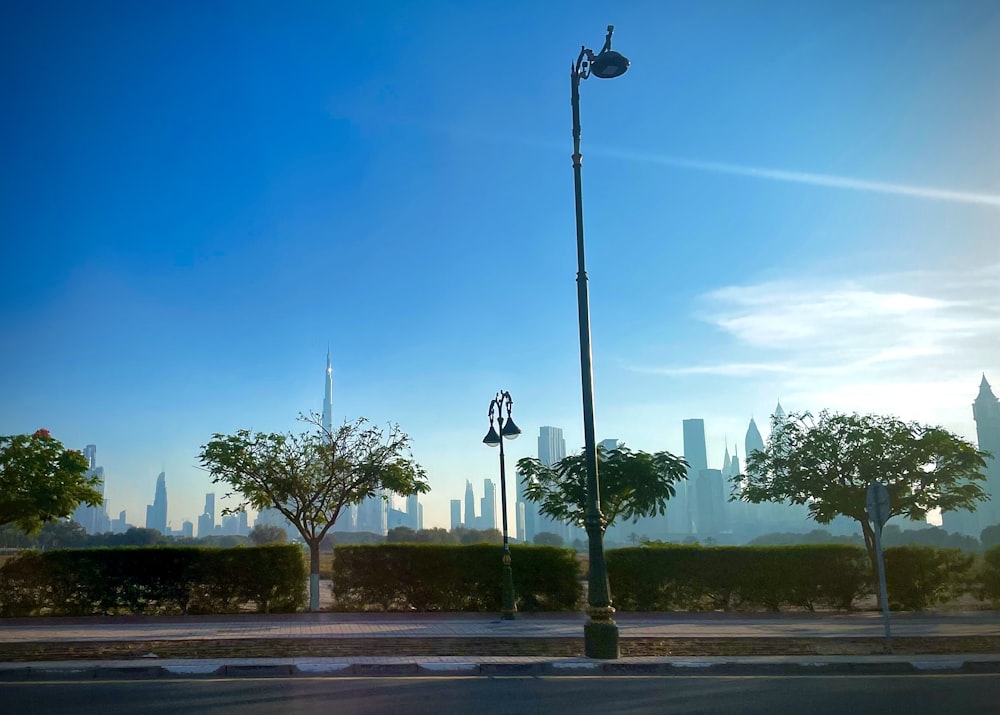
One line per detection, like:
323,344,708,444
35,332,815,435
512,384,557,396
322,347,333,433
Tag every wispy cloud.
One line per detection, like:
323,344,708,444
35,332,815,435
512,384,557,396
627,264,1000,426
594,149,1000,208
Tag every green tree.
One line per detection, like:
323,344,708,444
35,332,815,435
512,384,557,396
249,524,288,545
982,524,1000,549
516,445,688,532
0,429,102,533
533,531,564,547
199,413,428,611
386,526,417,542
737,411,988,578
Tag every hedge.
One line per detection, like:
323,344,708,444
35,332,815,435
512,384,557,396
980,545,1000,606
883,546,975,610
0,545,307,616
330,544,581,611
607,545,871,611
607,544,988,612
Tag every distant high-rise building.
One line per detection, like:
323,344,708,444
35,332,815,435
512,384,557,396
181,520,194,538
464,480,476,527
538,427,567,467
947,375,1000,536
322,347,333,433
745,418,765,463
974,375,1000,529
406,493,422,530
682,420,708,473
145,471,168,534
536,427,567,538
72,444,109,533
481,478,496,531
111,510,127,534
450,499,462,530
516,467,537,542
694,468,727,535
598,438,621,453
678,419,709,534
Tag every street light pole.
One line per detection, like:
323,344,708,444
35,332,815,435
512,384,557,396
483,390,521,620
570,25,630,660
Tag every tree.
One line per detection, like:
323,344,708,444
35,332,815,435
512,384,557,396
982,524,1000,549
516,445,688,533
533,531,564,547
249,524,288,545
199,413,428,611
0,429,103,533
737,411,988,579
386,526,417,542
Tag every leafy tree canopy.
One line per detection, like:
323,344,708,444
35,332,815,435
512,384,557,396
517,445,688,533
249,524,288,545
0,430,102,534
198,413,428,611
738,410,988,572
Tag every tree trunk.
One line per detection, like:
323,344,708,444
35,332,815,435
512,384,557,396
308,538,321,612
858,518,881,609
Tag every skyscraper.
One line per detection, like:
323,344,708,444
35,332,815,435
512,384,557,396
72,444,108,533
745,418,765,463
535,426,568,539
406,493,422,530
679,419,709,534
947,375,1000,536
480,478,496,531
516,467,537,542
464,480,476,528
538,426,567,467
598,438,621,453
322,347,333,433
450,499,462,530
145,471,168,534
974,375,1000,529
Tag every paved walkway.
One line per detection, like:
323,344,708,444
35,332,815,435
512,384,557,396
2,611,998,644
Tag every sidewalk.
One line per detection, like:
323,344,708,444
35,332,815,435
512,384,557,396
2,611,999,679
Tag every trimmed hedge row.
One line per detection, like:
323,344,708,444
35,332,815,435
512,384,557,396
883,546,976,610
607,545,871,611
0,545,307,616
607,544,986,612
331,544,581,611
982,546,1000,606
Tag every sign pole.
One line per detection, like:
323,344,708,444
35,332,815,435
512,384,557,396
866,481,893,654
872,521,892,653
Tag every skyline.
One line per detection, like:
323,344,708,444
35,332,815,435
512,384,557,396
1,2,998,530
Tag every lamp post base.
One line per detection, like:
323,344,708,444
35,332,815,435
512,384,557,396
501,556,516,620
584,618,620,659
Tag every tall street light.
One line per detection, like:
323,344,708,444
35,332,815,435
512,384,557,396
571,24,630,660
483,390,521,620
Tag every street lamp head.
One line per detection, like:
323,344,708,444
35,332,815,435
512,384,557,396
590,49,630,79
483,424,502,447
500,417,522,440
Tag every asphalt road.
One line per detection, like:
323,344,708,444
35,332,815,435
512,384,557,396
2,674,998,715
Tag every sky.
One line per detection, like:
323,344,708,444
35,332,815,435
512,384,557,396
2,1,998,532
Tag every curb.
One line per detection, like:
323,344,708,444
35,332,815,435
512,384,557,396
1,658,998,680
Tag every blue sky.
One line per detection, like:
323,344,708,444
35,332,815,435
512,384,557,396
2,1,998,531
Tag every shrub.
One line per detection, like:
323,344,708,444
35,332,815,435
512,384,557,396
0,545,306,616
979,546,1000,606
330,544,580,611
607,544,871,611
882,545,975,611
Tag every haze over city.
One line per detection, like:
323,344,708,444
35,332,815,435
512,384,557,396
2,2,997,532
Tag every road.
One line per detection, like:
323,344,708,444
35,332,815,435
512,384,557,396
2,674,997,715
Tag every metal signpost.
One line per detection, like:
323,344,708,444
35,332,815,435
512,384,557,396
866,481,892,653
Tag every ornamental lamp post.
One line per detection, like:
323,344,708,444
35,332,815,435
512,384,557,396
483,390,521,620
571,24,630,659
